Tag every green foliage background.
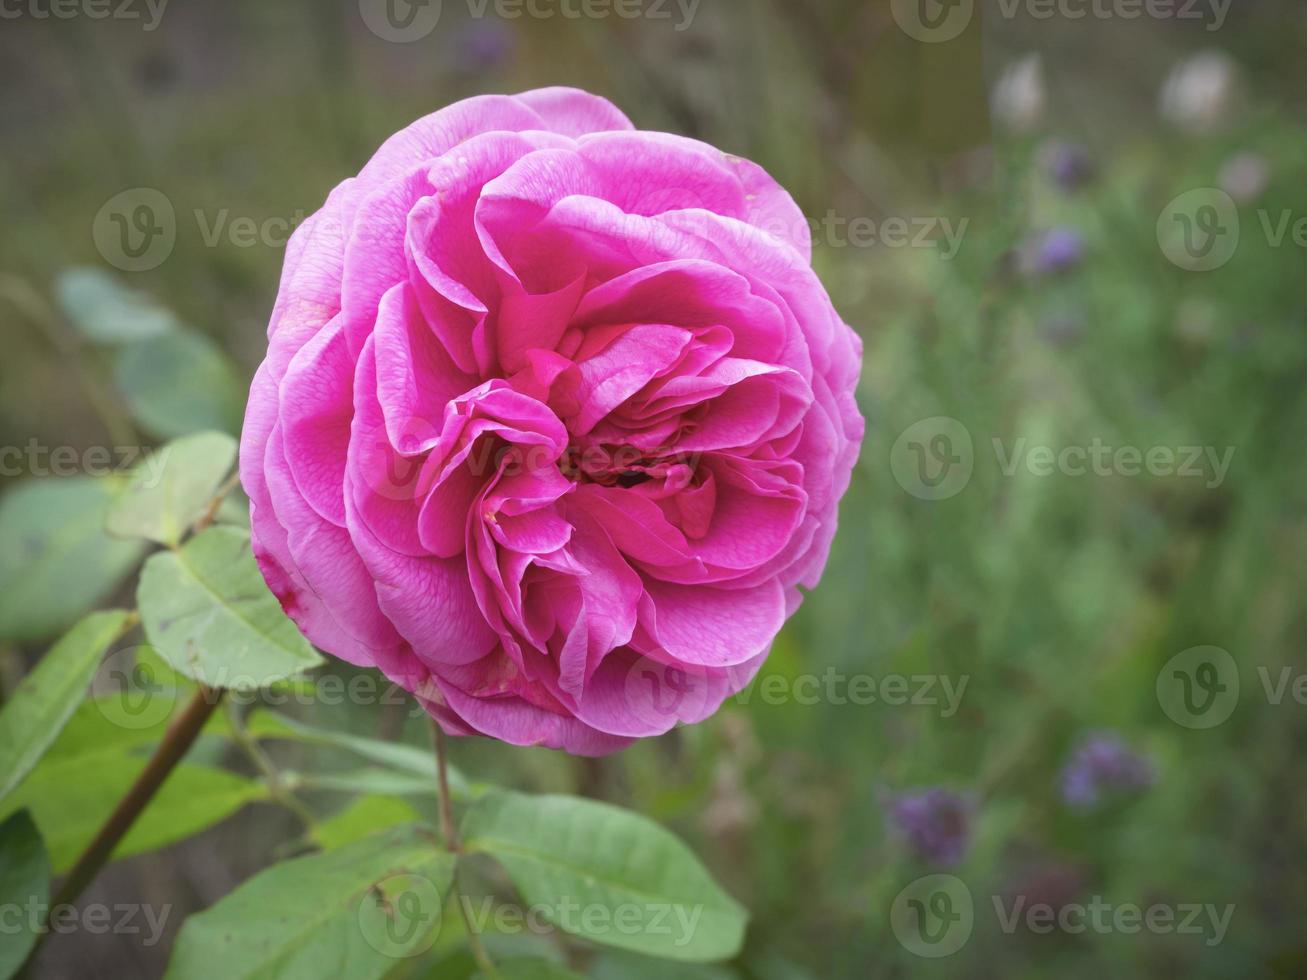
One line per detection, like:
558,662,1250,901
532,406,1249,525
2,1,1306,977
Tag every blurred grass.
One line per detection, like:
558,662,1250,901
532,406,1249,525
2,1,1307,977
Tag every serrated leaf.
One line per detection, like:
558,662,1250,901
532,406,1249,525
106,431,238,546
114,329,243,439
462,791,747,962
312,796,420,851
54,267,178,343
0,479,145,643
138,526,322,691
0,811,49,980
165,824,454,980
0,610,129,803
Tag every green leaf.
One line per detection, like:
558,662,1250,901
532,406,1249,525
591,950,739,979
312,796,420,851
0,753,262,872
165,824,454,980
288,768,443,799
0,811,50,980
114,329,243,439
474,957,585,979
462,791,747,962
0,610,129,803
138,526,322,691
1,676,249,871
51,681,229,761
106,431,238,546
247,710,474,800
0,479,145,643
54,267,178,343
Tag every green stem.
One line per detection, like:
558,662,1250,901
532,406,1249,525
430,718,497,977
188,471,241,539
22,685,224,976
225,700,319,835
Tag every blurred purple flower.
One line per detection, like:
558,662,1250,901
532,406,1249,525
885,788,973,866
1041,141,1095,192
1061,732,1153,808
1025,227,1086,277
453,21,515,73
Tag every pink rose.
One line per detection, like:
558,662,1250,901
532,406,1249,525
240,87,863,754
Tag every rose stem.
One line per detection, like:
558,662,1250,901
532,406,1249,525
20,685,224,974
53,686,225,909
429,717,497,976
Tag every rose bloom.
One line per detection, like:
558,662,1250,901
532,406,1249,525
241,88,863,754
